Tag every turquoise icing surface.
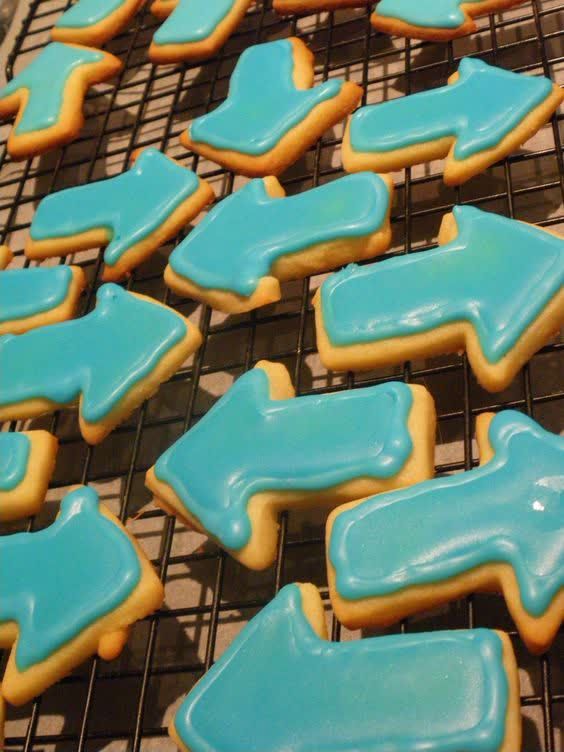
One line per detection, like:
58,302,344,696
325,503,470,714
189,39,345,156
0,485,141,670
155,370,413,551
169,173,390,297
330,411,564,618
55,0,126,29
154,0,236,45
0,283,187,424
30,149,201,269
0,43,104,135
174,583,509,752
0,433,31,492
321,205,564,364
349,57,553,161
376,0,482,28
0,265,73,325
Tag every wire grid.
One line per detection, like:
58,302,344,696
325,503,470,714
0,0,562,749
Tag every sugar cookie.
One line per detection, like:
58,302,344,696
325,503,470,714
0,246,12,269
327,410,564,654
26,148,214,282
0,485,164,705
274,0,368,14
371,0,527,41
0,431,58,522
146,361,435,569
165,172,393,313
314,206,564,392
149,0,253,63
151,0,177,18
0,284,202,444
171,583,520,752
52,0,143,47
342,57,564,185
0,42,122,160
0,263,86,336
181,38,362,177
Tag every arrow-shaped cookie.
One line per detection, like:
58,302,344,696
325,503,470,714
343,57,563,184
52,0,143,47
0,262,85,336
149,0,253,63
150,0,176,17
0,485,163,705
314,205,564,392
0,249,83,336
0,284,202,444
171,583,521,752
274,0,525,25
0,42,122,160
165,172,392,314
0,246,12,269
26,148,214,281
147,361,435,569
182,38,362,176
371,0,527,41
328,410,564,654
0,431,58,522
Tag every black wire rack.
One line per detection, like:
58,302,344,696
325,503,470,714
0,0,562,749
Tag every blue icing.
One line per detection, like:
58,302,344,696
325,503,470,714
321,205,564,364
30,149,201,270
0,283,187,424
169,173,390,297
349,57,553,161
0,433,31,492
155,369,413,551
189,39,345,156
330,411,564,618
376,0,482,28
0,43,104,135
0,266,73,325
0,485,141,670
154,0,237,44
55,0,126,29
174,583,509,752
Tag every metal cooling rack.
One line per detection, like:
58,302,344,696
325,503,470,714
0,0,562,749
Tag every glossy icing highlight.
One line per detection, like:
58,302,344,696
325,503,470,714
155,370,413,551
55,0,126,28
30,149,201,269
0,485,141,671
0,283,187,423
321,205,564,363
349,57,553,161
189,39,344,155
0,433,31,492
174,583,509,752
0,43,104,135
154,0,236,44
0,266,73,324
330,411,564,617
169,173,391,297
376,0,482,28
